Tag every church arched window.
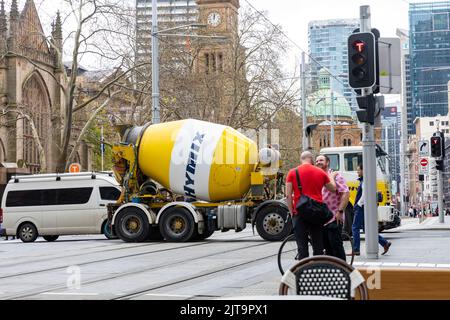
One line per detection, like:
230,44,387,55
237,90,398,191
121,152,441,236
21,73,50,173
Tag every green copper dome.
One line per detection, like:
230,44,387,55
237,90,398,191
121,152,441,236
306,69,352,119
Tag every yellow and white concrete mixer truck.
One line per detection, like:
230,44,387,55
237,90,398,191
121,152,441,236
108,119,291,242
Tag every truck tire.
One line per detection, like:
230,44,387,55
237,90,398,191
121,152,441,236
43,235,59,242
18,222,38,243
102,220,118,240
115,207,150,242
193,227,215,241
256,205,292,241
159,207,197,242
147,226,164,241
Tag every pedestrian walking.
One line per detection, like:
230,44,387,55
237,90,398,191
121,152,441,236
352,163,392,256
408,207,414,218
316,155,349,261
285,151,338,260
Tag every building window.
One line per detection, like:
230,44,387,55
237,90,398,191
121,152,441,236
343,139,347,146
347,139,352,146
210,53,216,72
205,53,209,74
218,53,223,72
433,13,449,31
430,121,434,127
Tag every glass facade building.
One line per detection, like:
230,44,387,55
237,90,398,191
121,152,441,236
308,19,360,112
408,1,450,134
135,0,198,61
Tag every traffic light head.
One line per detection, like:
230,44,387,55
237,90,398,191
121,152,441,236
431,136,442,158
348,32,377,90
436,159,444,171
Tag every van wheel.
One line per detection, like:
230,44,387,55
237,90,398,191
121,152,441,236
43,235,59,242
159,207,196,242
102,220,118,240
256,205,292,241
115,207,150,242
18,223,38,243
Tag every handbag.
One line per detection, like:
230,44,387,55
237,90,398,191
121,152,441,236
295,168,333,225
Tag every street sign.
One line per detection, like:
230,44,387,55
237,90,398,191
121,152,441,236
419,158,428,175
419,140,429,157
69,163,81,173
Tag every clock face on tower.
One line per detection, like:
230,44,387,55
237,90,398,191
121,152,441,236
207,12,221,27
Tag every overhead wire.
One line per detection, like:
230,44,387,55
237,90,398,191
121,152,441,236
243,0,347,87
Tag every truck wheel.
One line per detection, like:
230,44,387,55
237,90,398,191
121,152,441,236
256,205,292,241
102,220,118,240
18,222,38,243
159,207,196,242
43,235,59,242
193,227,215,241
115,207,150,242
147,226,164,241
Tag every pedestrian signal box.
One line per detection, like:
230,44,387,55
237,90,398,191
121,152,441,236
348,32,377,89
431,136,443,158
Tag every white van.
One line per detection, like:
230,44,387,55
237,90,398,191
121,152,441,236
0,172,121,242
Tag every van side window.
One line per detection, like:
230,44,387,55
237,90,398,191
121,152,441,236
6,188,93,207
58,188,93,205
100,187,121,201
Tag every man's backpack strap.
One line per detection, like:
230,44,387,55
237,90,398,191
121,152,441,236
295,168,302,191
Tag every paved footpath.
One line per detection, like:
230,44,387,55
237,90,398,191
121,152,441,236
221,216,450,298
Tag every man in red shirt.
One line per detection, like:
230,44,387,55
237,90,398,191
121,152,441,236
286,151,338,260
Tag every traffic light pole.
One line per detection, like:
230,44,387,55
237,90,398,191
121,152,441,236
360,6,379,259
438,168,444,223
301,52,308,151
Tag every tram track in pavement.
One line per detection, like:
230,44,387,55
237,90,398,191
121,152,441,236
2,237,277,300
0,233,256,280
113,250,280,300
0,227,262,269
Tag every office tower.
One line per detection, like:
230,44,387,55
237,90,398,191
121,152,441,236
135,0,198,62
408,1,450,134
308,19,360,112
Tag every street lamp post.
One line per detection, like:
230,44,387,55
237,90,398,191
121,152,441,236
151,0,160,124
330,89,335,147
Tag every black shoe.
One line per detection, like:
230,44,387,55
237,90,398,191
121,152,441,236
382,242,391,255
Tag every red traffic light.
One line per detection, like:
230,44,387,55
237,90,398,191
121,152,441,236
430,136,442,158
353,40,366,53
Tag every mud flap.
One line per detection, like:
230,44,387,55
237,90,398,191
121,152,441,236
251,210,257,236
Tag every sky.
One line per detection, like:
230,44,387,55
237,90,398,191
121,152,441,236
243,0,432,68
10,0,441,104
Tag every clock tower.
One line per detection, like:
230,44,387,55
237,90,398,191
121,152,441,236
193,0,244,125
197,0,239,34
194,0,240,75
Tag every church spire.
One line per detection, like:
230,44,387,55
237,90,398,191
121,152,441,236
54,11,62,41
10,0,19,20
0,0,6,33
52,11,63,70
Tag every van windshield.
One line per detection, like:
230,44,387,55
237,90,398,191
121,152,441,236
344,153,362,172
